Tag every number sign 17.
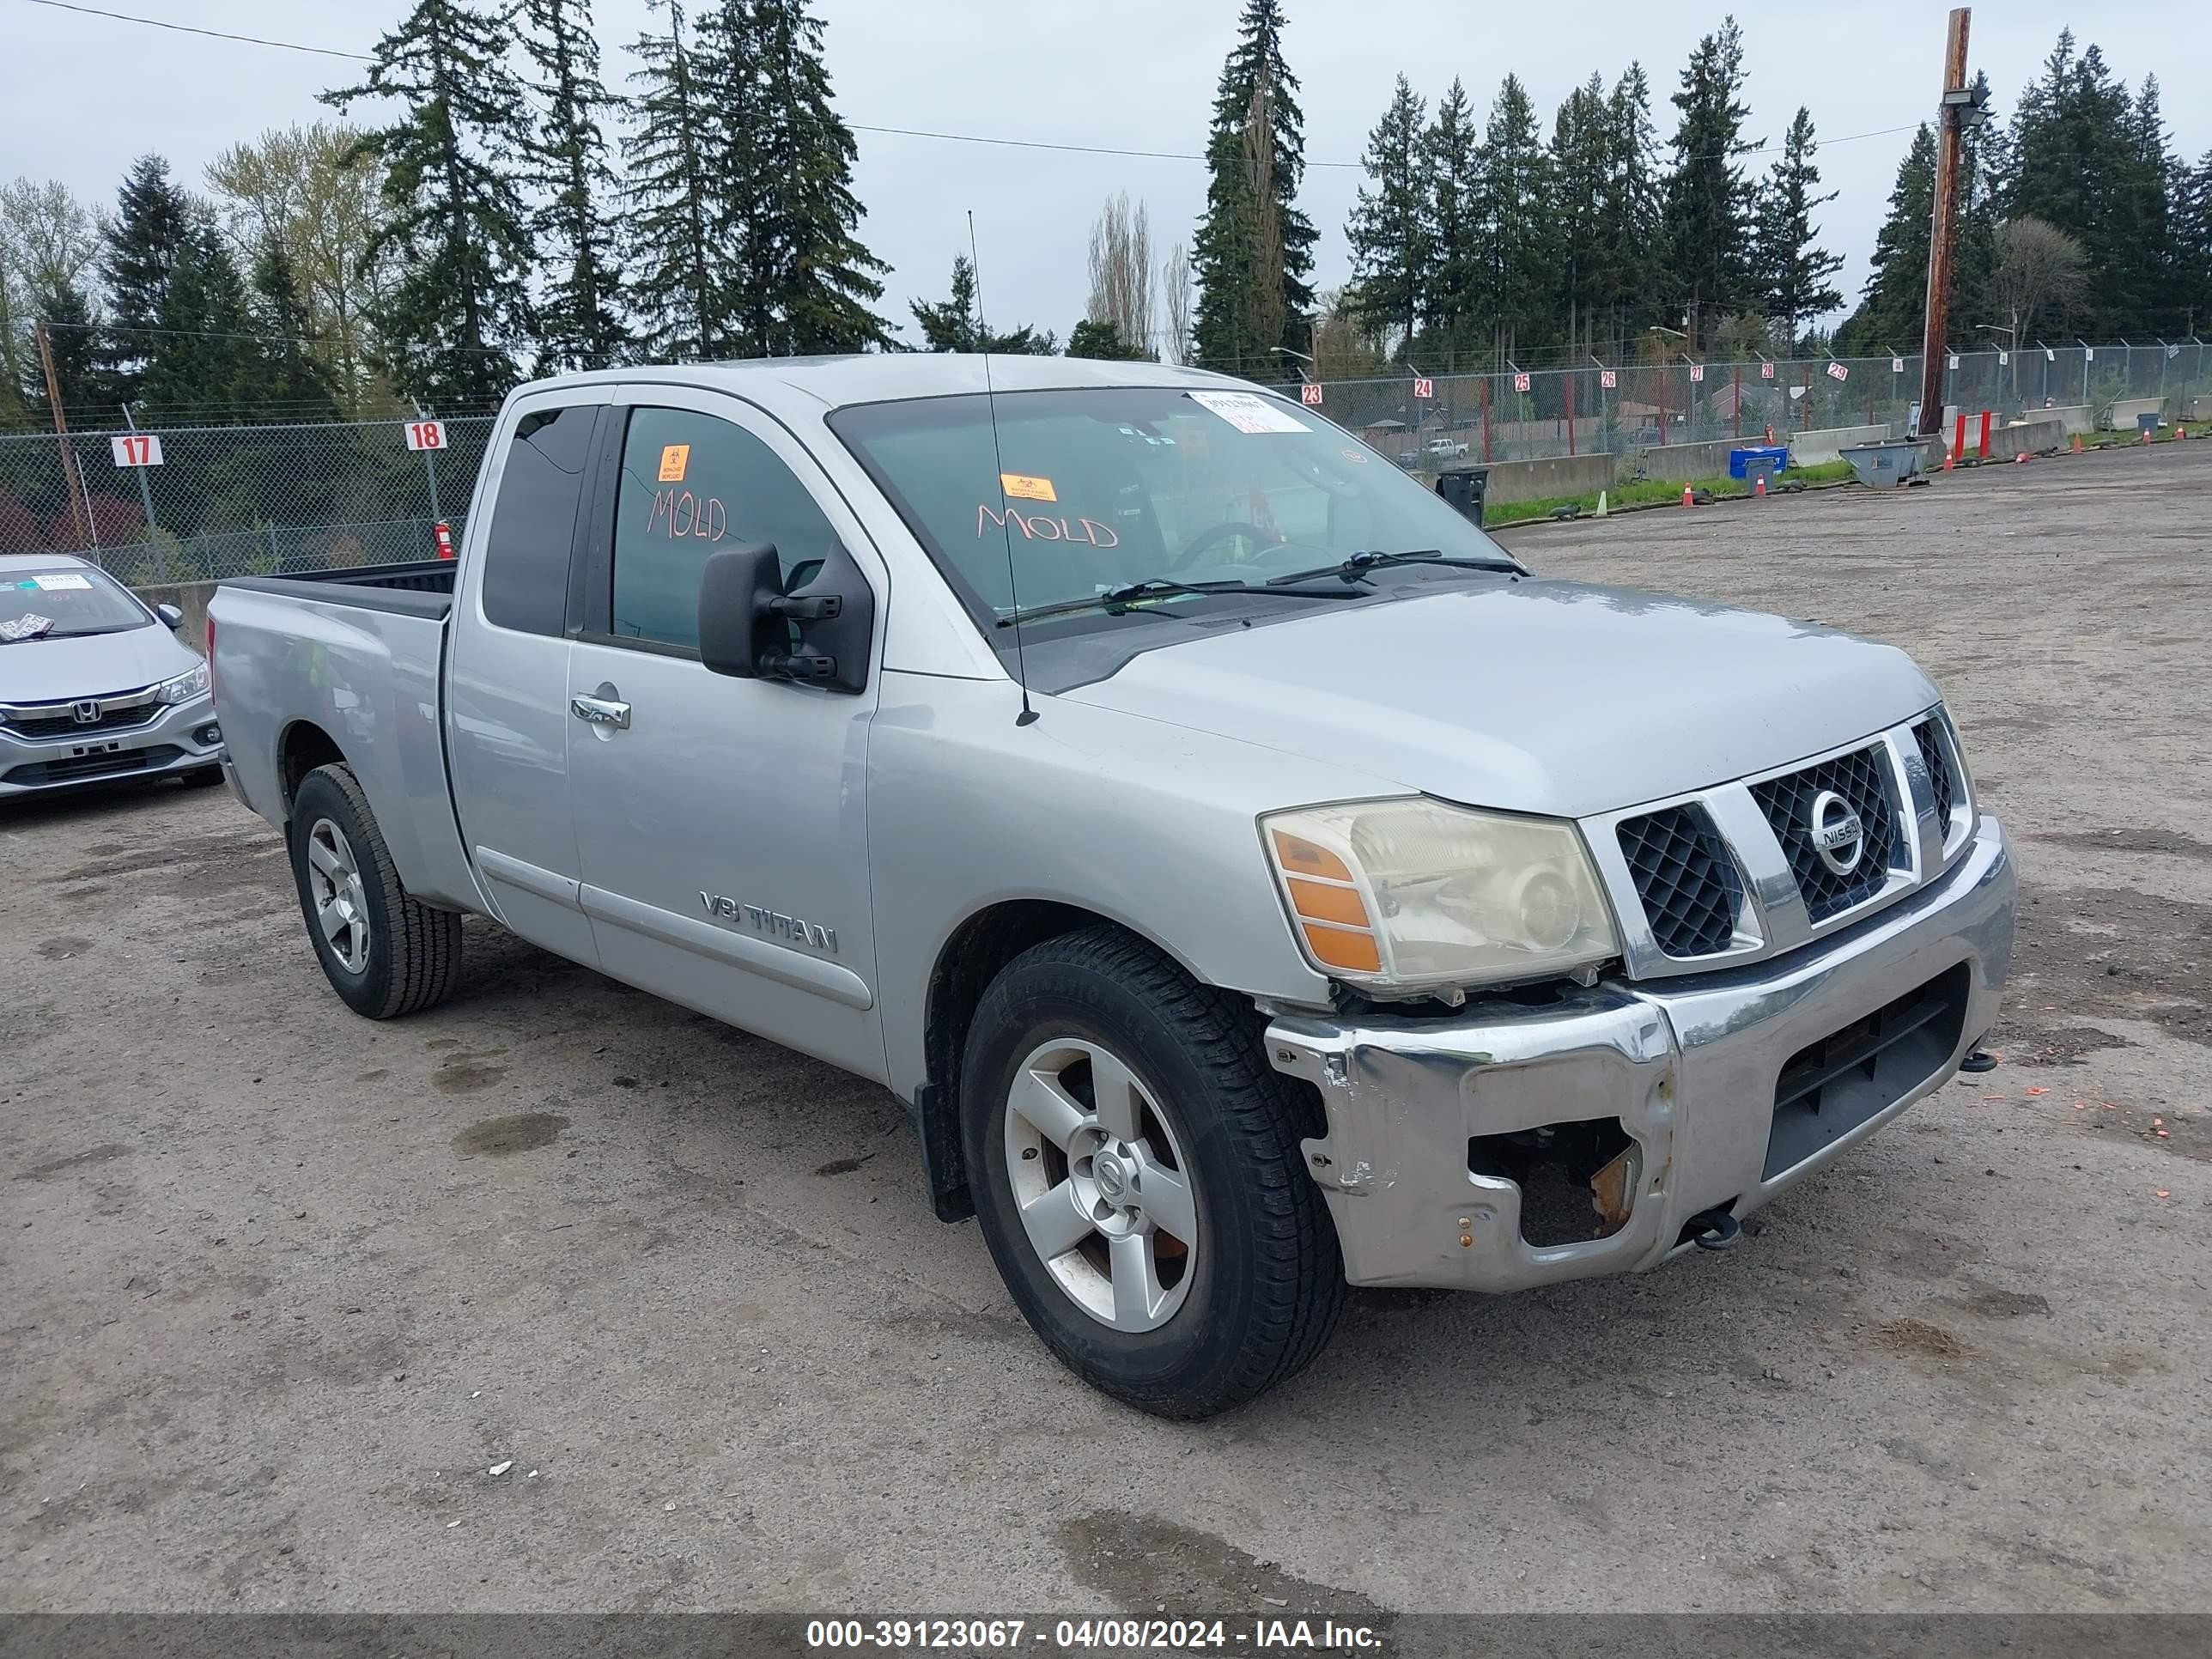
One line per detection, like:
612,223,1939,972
405,420,447,452
111,433,163,467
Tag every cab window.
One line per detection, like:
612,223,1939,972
609,407,841,651
480,404,594,635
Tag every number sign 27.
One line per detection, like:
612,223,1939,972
405,420,447,452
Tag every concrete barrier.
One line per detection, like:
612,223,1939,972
1628,439,1735,484
2102,396,2165,431
1789,423,1896,465
2042,404,2096,435
1986,416,2070,459
1477,451,1620,506
134,579,221,652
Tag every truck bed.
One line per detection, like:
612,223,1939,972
210,562,478,914
222,560,456,618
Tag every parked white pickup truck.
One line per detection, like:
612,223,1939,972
210,356,2016,1417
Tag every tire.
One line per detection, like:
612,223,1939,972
288,763,461,1018
961,926,1345,1419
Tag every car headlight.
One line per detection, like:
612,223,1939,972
152,662,210,704
1261,799,1619,997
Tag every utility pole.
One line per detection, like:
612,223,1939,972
1916,8,1983,439
35,321,93,550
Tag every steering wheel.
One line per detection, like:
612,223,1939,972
1170,520,1279,573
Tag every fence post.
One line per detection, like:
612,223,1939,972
1480,374,1492,464
1566,369,1576,458
119,404,161,579
424,447,442,526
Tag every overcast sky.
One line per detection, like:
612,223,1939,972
5,1,2207,346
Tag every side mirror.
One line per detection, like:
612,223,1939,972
697,542,876,696
155,603,184,629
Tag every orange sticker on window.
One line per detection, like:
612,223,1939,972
658,444,690,483
1000,472,1057,502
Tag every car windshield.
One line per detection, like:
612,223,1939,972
829,386,1512,630
0,568,150,641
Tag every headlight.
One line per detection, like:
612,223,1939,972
1262,798,1619,997
152,662,210,704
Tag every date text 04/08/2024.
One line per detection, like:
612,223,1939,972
803,1617,1385,1650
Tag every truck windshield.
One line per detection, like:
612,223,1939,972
1,568,150,641
829,386,1511,631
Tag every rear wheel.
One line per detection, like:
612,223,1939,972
289,763,460,1018
961,927,1345,1418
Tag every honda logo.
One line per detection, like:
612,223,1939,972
72,701,102,725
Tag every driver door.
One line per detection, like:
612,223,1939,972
563,387,890,1081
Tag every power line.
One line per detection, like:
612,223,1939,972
17,0,1923,171
17,0,371,59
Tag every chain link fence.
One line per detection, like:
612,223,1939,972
1261,343,2209,467
1,342,2204,583
0,416,494,586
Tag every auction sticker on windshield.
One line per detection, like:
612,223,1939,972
1000,471,1057,501
1187,390,1310,434
29,573,92,591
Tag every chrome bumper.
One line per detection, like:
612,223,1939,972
0,694,224,797
1267,815,2016,1291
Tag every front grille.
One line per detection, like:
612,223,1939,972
1617,804,1741,957
1750,744,1900,922
1915,720,1955,829
3,698,157,740
1764,963,1970,1177
2,744,180,787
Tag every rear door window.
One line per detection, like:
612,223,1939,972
480,404,596,635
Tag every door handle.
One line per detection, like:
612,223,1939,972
571,693,630,729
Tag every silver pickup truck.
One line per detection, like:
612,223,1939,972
210,356,2016,1418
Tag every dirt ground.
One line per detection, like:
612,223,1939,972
3,441,2207,1618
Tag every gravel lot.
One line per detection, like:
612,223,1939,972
4,441,2207,1618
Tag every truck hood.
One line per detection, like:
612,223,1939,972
1060,577,1940,819
0,623,197,704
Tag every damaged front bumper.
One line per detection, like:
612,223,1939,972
1266,815,2015,1291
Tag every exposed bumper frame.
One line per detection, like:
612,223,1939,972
1266,814,2015,1291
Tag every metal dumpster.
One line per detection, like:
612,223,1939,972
1435,463,1491,526
1838,439,1929,488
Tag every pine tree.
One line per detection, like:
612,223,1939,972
738,0,892,355
1549,74,1612,356
1834,125,1935,354
138,227,260,421
2175,149,2212,327
1754,107,1843,350
1662,16,1759,343
2001,32,2137,335
1595,65,1666,347
907,256,1052,354
623,1,720,359
1420,77,1482,364
21,280,102,418
1474,74,1553,362
324,0,535,408
1189,0,1316,375
242,234,340,418
1344,75,1428,354
520,0,629,370
2113,76,2177,332
98,155,196,401
1066,318,1146,361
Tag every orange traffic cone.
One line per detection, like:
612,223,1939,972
1681,483,1695,507
1753,473,1767,497
2071,432,2083,454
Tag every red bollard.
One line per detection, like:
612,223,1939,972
1978,410,1992,459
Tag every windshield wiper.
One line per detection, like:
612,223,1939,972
995,578,1363,628
1265,548,1525,586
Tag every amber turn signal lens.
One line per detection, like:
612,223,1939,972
1301,923,1382,974
1285,877,1367,927
1271,829,1355,884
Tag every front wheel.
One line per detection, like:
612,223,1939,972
288,763,461,1018
961,927,1345,1418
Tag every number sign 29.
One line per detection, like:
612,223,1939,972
404,420,447,452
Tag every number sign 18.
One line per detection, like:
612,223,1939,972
405,420,447,452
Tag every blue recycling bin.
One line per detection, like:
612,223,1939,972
1729,444,1790,479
